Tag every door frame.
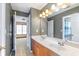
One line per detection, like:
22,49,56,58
13,12,31,52
13,11,16,51
48,20,54,37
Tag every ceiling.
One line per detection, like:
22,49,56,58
11,3,47,13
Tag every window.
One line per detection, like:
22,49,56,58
23,25,27,34
16,25,27,34
64,19,71,36
64,17,72,40
16,25,22,34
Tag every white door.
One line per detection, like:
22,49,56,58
48,20,54,37
71,14,79,42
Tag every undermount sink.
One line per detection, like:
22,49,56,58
37,35,65,48
41,36,46,39
42,39,58,45
44,38,58,44
42,38,65,49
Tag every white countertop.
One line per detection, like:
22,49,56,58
32,35,79,56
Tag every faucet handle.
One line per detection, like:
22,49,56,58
58,41,64,46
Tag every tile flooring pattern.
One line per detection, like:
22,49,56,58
16,38,32,56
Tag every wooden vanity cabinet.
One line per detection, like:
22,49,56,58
47,49,58,56
32,39,58,56
32,39,47,56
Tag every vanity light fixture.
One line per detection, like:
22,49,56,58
40,10,52,18
40,12,46,18
44,9,49,16
48,10,53,15
39,3,72,18
55,7,60,12
51,4,56,10
42,12,45,16
45,14,48,16
57,3,64,6
60,3,68,8
45,9,49,14
51,4,60,12
57,3,68,9
40,14,42,17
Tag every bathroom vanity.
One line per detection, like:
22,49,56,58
32,38,58,56
32,35,79,56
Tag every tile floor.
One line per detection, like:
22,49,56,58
15,38,32,56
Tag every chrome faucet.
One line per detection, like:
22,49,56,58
58,40,65,46
41,36,45,39
58,42,64,46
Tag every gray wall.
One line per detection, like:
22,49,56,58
5,3,12,56
40,18,47,35
31,8,41,35
40,3,53,35
51,6,79,39
31,8,47,35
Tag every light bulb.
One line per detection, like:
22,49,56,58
51,4,56,10
55,7,60,12
48,11,52,15
51,4,60,12
40,14,42,17
58,3,68,9
42,12,45,15
60,4,68,8
45,9,49,14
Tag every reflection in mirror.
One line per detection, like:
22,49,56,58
63,13,79,43
48,20,54,37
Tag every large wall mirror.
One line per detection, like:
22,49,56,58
63,13,79,44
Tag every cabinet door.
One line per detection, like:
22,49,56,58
32,39,40,56
32,39,58,56
47,49,58,56
32,39,35,55
34,45,40,56
39,45,48,56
